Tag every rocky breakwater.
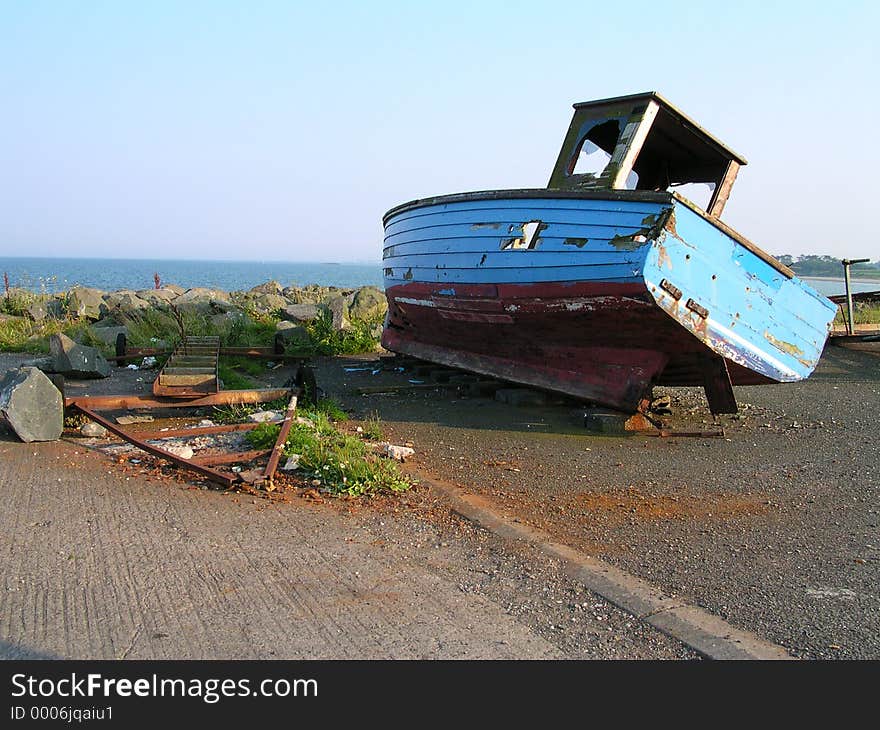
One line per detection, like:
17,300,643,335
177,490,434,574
2,278,389,356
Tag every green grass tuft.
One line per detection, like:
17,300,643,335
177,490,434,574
246,411,411,497
283,310,382,357
362,411,384,441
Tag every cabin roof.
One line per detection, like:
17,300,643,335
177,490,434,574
572,91,748,166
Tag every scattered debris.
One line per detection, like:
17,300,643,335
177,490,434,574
248,410,282,423
116,415,154,425
282,454,301,471
163,443,195,460
0,366,64,442
79,422,108,438
379,443,415,462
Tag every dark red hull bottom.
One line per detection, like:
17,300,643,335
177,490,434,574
382,281,773,413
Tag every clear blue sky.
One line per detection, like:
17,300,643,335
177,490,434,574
1,0,877,262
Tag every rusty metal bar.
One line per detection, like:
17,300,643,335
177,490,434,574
73,405,237,487
190,449,271,466
263,394,299,482
643,429,726,438
133,422,264,440
64,388,292,412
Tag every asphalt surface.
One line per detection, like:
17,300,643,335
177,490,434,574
328,344,879,660
0,353,693,659
2,341,876,660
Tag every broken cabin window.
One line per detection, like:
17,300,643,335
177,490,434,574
669,182,716,209
569,119,621,179
572,139,611,177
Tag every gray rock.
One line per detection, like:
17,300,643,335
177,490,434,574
101,290,151,316
47,333,111,379
88,324,128,347
175,288,234,313
242,292,288,313
285,284,340,304
249,280,283,295
0,367,64,442
275,321,310,345
66,287,106,320
177,287,231,304
322,295,351,331
164,284,185,295
348,286,387,322
25,300,48,322
280,303,320,323
210,311,246,330
135,288,180,306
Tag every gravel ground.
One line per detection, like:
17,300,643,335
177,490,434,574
0,351,694,659
324,344,880,660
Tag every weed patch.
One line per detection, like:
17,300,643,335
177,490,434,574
246,408,411,496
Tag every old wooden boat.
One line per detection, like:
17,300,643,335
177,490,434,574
381,92,837,414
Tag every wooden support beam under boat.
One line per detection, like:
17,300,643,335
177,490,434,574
701,355,738,415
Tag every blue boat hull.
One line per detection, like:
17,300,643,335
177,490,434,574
381,190,837,412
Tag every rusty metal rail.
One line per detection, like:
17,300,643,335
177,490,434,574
263,394,299,485
64,388,291,411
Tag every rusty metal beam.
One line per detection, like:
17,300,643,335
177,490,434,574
263,394,299,482
73,405,237,487
64,388,292,412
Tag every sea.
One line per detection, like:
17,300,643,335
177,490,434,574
0,256,877,298
0,257,383,294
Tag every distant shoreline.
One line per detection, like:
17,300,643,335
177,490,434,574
802,275,880,284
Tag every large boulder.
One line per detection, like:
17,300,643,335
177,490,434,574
249,280,283,296
135,288,180,307
238,292,288,314
175,288,234,313
275,321,311,346
88,324,129,347
210,311,247,330
280,303,320,323
47,333,111,379
101,290,151,316
0,367,64,442
348,286,387,322
66,287,106,320
285,284,341,304
163,284,185,296
321,295,351,332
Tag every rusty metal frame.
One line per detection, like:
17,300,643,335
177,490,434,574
70,387,301,488
73,404,238,487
